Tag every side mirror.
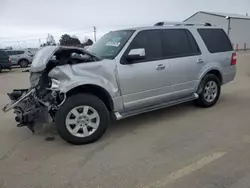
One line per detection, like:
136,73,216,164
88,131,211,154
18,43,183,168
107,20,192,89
126,48,146,63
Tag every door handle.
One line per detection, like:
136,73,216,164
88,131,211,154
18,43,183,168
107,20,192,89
156,64,165,70
197,59,204,64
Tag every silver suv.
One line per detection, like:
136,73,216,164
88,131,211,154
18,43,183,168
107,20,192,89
6,50,34,67
3,22,236,145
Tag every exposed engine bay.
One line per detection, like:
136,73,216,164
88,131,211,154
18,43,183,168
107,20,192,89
2,46,99,132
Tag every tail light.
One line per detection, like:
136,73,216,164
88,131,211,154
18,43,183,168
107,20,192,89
231,52,237,65
8,57,11,62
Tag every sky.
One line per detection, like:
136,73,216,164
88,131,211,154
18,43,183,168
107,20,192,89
1,0,250,48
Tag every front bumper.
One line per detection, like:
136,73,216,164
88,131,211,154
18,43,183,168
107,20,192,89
2,89,33,113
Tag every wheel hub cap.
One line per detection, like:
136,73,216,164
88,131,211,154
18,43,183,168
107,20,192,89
204,81,218,103
65,106,100,138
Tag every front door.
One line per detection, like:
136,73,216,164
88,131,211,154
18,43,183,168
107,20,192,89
117,30,173,110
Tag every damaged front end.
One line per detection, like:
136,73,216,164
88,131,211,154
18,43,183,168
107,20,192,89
2,79,66,132
2,46,98,132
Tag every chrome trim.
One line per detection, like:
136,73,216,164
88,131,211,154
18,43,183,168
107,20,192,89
114,112,122,120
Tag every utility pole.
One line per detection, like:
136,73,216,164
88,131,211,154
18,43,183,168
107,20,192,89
226,16,231,36
93,26,97,42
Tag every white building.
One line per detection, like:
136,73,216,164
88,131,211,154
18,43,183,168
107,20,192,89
185,11,250,50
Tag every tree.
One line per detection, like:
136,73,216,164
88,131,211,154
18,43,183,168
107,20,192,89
83,39,93,46
78,38,94,48
59,34,81,46
40,33,56,47
46,34,56,45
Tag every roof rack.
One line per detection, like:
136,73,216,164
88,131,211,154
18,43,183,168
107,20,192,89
154,22,212,27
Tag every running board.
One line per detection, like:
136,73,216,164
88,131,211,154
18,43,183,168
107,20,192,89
115,93,198,120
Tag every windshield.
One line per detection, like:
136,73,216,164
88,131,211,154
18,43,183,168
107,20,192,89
88,30,135,60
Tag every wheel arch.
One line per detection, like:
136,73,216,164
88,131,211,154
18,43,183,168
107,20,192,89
197,68,223,94
199,68,223,84
66,84,114,111
18,58,30,65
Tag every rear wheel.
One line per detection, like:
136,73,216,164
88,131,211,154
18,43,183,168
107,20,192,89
0,66,2,73
55,94,110,145
195,74,221,108
19,60,29,68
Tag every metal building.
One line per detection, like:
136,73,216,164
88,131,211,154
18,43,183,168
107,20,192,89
185,11,250,50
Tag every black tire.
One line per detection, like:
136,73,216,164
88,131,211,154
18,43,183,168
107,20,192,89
195,74,221,108
19,60,29,68
0,66,2,73
55,94,110,145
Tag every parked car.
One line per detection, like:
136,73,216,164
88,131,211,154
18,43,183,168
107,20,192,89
6,50,33,68
0,50,12,72
3,22,236,145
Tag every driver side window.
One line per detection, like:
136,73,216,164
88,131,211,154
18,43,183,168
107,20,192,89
124,30,162,63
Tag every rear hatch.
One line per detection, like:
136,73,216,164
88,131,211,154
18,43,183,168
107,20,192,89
0,50,11,65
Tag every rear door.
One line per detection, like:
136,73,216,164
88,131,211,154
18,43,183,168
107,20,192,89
161,29,203,98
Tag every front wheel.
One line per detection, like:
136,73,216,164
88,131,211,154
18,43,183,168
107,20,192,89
55,94,110,145
195,74,221,108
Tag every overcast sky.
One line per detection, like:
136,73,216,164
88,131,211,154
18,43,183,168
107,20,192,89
1,0,250,48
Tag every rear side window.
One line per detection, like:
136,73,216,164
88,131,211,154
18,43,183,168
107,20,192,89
17,51,25,55
126,30,162,61
0,50,8,58
6,51,24,55
161,29,201,58
198,29,233,53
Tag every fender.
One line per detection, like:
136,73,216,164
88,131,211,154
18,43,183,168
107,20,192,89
48,61,124,111
196,62,223,92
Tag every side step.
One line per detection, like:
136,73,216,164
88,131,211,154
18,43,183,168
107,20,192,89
115,93,199,120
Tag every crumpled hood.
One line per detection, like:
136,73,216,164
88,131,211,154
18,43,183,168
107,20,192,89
30,46,59,73
30,46,96,73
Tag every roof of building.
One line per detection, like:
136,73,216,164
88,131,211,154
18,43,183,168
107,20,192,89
185,11,250,21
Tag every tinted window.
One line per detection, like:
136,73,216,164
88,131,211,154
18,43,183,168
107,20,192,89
6,50,24,55
162,29,201,58
17,51,25,55
126,30,162,61
6,51,14,55
198,29,233,53
0,50,8,58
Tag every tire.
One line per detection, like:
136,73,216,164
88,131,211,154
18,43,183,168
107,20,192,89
195,74,221,108
0,66,2,73
19,60,29,68
55,94,110,145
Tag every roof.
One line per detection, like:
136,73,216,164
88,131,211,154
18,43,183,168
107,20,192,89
185,11,250,21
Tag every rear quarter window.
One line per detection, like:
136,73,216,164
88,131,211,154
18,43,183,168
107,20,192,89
198,28,233,53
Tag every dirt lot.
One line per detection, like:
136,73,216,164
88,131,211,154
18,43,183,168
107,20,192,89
0,53,250,188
